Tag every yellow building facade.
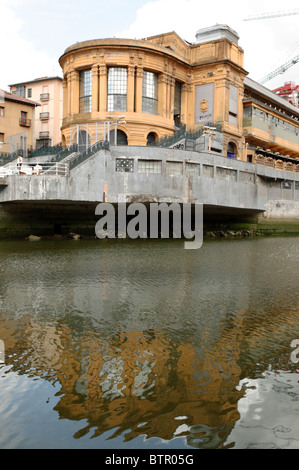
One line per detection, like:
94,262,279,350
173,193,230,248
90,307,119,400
59,24,299,164
59,25,247,158
0,90,39,156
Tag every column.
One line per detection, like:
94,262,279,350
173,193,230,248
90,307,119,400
92,65,99,113
67,72,71,117
135,66,143,114
127,65,135,113
99,65,107,113
62,76,68,119
181,83,189,125
158,73,168,118
70,70,79,116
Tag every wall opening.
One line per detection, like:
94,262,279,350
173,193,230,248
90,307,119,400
146,132,158,145
109,129,128,145
227,141,237,159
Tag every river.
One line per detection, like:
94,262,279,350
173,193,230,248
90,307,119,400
0,236,298,449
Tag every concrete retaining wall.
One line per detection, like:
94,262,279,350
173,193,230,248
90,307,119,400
0,146,298,238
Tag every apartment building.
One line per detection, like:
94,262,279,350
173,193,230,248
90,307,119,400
9,76,63,149
0,90,39,156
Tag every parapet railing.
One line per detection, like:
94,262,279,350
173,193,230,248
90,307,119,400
69,140,109,170
0,152,18,167
48,145,78,163
149,123,223,148
29,144,64,158
255,154,299,173
0,161,69,177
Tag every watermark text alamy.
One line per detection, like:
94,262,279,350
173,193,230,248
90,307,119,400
95,202,203,250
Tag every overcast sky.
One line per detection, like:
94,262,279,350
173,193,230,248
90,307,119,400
1,0,298,92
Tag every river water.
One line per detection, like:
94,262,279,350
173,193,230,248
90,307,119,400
0,236,298,449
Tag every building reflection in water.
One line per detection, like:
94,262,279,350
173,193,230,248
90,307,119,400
0,238,298,448
0,311,246,448
2,303,297,448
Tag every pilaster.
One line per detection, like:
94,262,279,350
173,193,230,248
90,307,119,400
135,66,143,114
127,65,135,113
99,64,107,113
92,65,99,113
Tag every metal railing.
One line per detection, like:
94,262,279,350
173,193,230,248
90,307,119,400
48,145,78,163
149,123,223,148
0,152,18,167
40,93,50,101
29,144,63,158
19,118,31,127
69,140,109,170
40,112,50,120
39,131,50,138
0,161,69,177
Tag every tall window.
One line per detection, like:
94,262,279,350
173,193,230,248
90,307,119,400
20,111,27,124
174,81,181,126
142,71,158,115
107,67,127,112
79,69,92,113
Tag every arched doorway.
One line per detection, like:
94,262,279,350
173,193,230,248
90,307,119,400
109,129,128,145
146,132,158,146
227,141,237,159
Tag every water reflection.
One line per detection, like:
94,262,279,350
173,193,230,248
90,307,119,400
0,238,298,448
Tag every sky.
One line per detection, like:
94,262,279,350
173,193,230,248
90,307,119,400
1,0,299,93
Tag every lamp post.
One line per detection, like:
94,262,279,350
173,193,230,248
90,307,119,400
203,126,216,153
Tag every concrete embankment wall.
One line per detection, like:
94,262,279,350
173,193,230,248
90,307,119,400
0,146,298,238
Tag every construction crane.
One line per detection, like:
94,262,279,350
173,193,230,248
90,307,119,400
243,9,299,85
272,82,299,107
244,9,299,21
259,54,299,84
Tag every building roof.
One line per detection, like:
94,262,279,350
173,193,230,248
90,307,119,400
0,90,40,107
195,24,240,45
9,76,63,87
244,76,299,116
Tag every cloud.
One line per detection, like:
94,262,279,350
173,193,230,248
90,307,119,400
0,0,298,91
0,1,61,90
115,0,299,88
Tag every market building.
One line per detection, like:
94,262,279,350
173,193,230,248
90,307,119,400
58,24,299,165
59,25,247,157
